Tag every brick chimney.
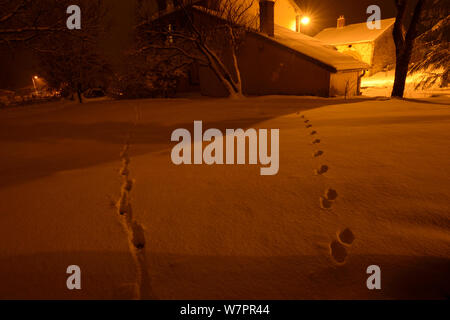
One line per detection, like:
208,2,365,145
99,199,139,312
260,0,275,37
337,15,345,28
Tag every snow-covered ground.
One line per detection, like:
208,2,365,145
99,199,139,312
0,96,449,299
361,69,449,98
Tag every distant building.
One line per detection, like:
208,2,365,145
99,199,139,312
315,17,396,75
152,1,369,97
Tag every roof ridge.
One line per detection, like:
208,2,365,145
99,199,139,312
314,17,397,44
321,17,396,31
255,24,369,72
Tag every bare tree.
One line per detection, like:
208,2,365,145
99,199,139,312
0,0,65,45
410,0,449,89
35,0,109,103
1,1,109,103
391,0,427,98
135,0,256,98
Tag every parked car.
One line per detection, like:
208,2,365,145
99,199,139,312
84,88,105,98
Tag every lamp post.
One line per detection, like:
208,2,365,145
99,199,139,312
299,16,311,33
32,76,39,96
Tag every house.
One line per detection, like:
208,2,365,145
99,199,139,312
237,24,369,97
151,0,369,97
314,16,396,75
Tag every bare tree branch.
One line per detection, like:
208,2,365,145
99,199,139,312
135,0,255,97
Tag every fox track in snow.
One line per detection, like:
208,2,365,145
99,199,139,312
330,228,356,264
300,113,355,265
115,105,153,299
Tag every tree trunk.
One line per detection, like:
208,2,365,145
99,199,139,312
197,42,243,98
392,52,410,97
441,69,449,88
77,83,83,103
228,26,243,97
391,0,426,98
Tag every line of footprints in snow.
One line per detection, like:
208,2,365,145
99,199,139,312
300,113,355,265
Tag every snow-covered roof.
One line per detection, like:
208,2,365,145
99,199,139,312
151,5,369,72
314,18,396,45
261,25,370,72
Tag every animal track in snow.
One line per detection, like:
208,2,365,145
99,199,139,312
120,167,129,176
319,188,338,209
117,192,130,216
330,240,347,264
124,179,133,192
301,116,352,266
131,220,146,249
114,106,153,299
324,188,338,201
338,228,355,246
320,196,333,209
117,147,133,216
329,228,355,264
314,150,324,157
315,165,329,175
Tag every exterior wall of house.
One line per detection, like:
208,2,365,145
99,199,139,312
372,25,396,74
335,42,374,67
274,0,300,31
198,67,230,97
240,33,331,96
329,71,360,97
332,26,395,76
199,33,332,97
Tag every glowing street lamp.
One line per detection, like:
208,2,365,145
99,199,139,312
298,16,311,33
301,16,311,26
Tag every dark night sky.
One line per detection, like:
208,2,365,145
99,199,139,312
0,0,396,89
